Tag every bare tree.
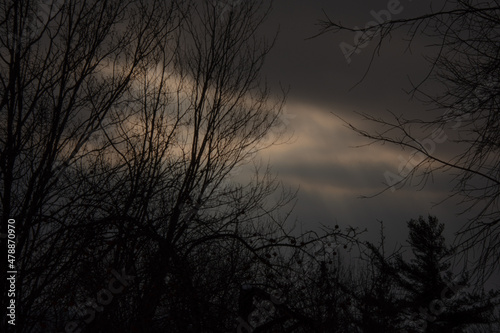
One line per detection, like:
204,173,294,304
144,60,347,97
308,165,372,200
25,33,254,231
316,0,500,281
1,1,365,332
1,0,183,331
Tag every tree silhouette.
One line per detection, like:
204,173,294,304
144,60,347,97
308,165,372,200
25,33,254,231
317,0,500,281
355,242,404,333
367,216,499,332
0,1,364,332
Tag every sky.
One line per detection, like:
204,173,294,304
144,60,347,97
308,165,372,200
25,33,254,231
238,0,474,248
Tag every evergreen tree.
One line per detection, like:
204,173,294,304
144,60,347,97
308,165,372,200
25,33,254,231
396,216,498,332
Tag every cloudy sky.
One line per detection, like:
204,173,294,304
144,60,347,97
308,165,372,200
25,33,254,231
242,0,472,246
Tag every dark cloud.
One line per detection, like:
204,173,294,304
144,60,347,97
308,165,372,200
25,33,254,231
251,0,468,246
